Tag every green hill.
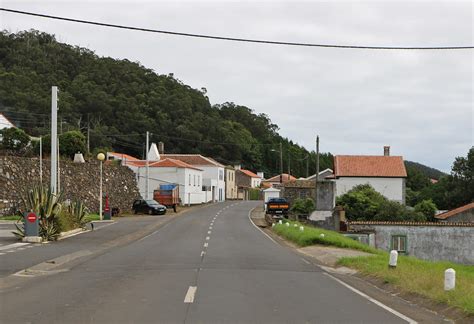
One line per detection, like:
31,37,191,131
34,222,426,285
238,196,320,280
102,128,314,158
0,30,332,177
405,161,446,180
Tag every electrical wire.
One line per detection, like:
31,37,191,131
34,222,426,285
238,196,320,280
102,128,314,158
1,7,472,50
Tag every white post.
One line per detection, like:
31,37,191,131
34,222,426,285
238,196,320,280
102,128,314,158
50,86,58,194
39,136,42,185
57,136,60,192
389,250,398,268
285,222,290,227
99,159,103,221
299,226,304,231
145,131,149,200
444,268,456,291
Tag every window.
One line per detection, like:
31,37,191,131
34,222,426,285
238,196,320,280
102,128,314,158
391,235,407,253
189,174,191,185
198,175,200,186
194,175,196,186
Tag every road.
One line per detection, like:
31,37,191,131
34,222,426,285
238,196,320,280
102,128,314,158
1,201,412,323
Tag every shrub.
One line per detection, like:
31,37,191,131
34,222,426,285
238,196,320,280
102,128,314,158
336,184,386,221
291,198,315,215
0,127,30,150
40,130,87,158
414,199,437,221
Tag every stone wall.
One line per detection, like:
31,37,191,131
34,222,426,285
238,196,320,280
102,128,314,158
348,222,474,265
0,155,140,216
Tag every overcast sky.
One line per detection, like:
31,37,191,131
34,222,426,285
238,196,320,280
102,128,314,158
1,0,473,172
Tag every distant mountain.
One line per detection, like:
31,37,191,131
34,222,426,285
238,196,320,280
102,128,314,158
405,161,446,180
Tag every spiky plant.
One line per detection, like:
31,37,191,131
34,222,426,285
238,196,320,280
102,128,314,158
68,200,88,229
14,186,63,241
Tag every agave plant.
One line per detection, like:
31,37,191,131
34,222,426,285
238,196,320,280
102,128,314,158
14,186,63,241
68,200,89,229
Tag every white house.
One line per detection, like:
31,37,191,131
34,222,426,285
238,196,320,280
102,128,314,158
162,154,226,202
333,147,407,204
123,157,204,205
305,169,334,181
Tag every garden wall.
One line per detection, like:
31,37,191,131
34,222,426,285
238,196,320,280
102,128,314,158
0,155,140,216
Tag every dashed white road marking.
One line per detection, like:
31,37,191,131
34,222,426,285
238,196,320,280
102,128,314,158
203,242,208,247
207,231,211,234
209,226,213,230
201,251,205,257
205,236,210,241
0,252,5,255
184,286,197,303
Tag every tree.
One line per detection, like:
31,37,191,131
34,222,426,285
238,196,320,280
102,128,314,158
59,131,87,158
0,127,30,150
414,199,437,221
336,184,386,221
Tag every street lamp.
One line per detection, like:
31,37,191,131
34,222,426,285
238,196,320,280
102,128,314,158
270,142,283,183
97,152,105,221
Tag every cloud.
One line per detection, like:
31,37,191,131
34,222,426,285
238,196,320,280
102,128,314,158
1,0,472,171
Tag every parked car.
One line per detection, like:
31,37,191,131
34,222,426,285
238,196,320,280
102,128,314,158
266,197,290,218
132,199,167,215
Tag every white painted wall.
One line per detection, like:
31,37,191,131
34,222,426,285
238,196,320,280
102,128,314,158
199,166,226,202
251,177,261,188
335,177,405,204
133,166,204,205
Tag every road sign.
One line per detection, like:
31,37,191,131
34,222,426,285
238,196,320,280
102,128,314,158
27,212,37,223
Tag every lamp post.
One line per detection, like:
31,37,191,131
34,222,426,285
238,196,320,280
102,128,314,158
270,142,283,183
97,153,105,221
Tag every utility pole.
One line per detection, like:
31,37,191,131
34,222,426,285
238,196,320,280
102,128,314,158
39,136,42,185
87,113,90,155
145,131,149,200
50,86,58,194
306,155,309,178
315,135,320,204
57,136,60,192
279,142,283,183
288,154,290,181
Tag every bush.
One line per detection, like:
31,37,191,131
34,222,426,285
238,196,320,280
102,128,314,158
291,198,315,215
40,130,87,158
414,199,437,221
336,184,386,221
0,127,30,150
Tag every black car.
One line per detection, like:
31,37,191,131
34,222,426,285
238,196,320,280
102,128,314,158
132,199,167,215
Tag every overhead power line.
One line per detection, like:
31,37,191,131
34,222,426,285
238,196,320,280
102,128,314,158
1,7,473,50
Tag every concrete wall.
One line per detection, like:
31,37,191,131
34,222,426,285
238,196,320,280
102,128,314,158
348,223,474,265
335,177,405,204
225,168,238,199
316,181,335,211
0,155,139,215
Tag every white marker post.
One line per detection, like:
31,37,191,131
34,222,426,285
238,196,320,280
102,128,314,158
389,250,398,268
299,226,304,231
444,268,455,291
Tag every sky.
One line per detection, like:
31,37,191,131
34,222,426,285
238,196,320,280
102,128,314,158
1,0,473,172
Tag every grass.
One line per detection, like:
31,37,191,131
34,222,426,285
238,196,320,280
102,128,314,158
84,214,100,222
338,254,474,315
0,215,22,221
272,220,380,254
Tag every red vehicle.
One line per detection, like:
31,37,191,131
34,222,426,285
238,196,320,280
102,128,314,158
153,184,179,212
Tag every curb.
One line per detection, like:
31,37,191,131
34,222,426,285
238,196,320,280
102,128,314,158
58,228,87,240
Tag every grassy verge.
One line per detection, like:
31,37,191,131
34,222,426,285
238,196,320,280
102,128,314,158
272,220,380,254
0,215,22,221
338,255,474,315
84,214,100,222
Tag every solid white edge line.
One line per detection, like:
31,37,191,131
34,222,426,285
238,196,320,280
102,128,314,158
184,286,197,303
323,273,417,324
205,236,210,240
247,207,278,245
301,258,311,264
248,207,416,324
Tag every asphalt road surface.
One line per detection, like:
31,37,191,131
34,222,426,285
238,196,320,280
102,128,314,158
1,201,412,323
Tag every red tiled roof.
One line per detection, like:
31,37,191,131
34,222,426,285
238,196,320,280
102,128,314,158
162,154,224,167
334,155,407,178
239,169,260,178
435,202,474,220
263,173,296,182
108,152,139,161
124,158,202,171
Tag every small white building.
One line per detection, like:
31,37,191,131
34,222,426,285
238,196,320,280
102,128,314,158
124,158,204,205
333,147,407,204
263,187,281,211
163,154,226,202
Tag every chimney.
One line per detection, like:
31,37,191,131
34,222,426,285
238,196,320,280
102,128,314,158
234,164,241,170
257,172,264,179
384,146,390,156
158,141,165,154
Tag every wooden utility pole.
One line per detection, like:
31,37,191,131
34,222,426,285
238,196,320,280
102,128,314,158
279,142,283,183
315,135,320,204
